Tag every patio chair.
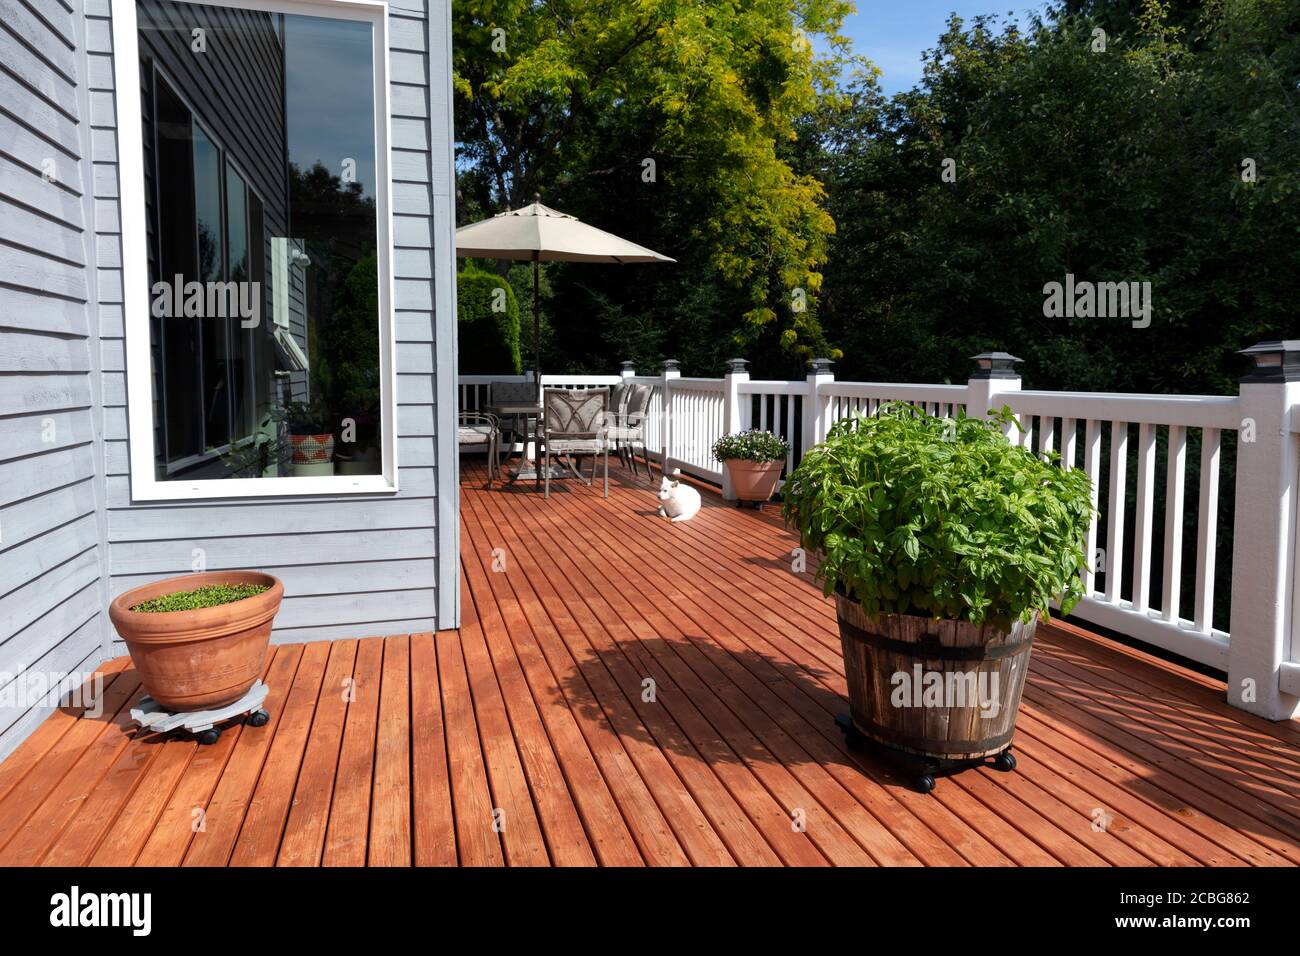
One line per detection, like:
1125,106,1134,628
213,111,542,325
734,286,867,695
457,411,500,485
539,387,610,499
487,380,539,461
605,382,653,478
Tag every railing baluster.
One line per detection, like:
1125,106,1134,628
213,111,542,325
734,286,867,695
1162,424,1187,623
1194,427,1221,633
1082,420,1102,594
1040,416,1055,457
785,393,795,474
1132,422,1157,613
1061,417,1077,469
1105,420,1128,604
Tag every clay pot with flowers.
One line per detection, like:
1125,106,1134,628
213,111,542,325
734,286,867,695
713,429,790,508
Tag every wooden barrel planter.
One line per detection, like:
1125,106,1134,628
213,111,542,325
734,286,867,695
835,591,1036,787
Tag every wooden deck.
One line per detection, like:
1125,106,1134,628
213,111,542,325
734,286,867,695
1,458,1298,866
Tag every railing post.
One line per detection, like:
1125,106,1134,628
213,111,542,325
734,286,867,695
660,359,680,477
1227,341,1300,720
803,357,834,454
967,351,1023,437
721,358,749,499
620,360,636,380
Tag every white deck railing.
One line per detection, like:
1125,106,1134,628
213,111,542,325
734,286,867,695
458,343,1300,721
1004,390,1241,673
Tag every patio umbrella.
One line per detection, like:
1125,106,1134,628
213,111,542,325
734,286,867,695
455,196,674,390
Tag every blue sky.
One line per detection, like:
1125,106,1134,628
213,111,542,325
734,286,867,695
837,1,1051,94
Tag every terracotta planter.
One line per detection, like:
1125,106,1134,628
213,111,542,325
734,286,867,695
724,458,784,502
108,571,283,712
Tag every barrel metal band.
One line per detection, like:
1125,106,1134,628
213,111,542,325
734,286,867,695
850,710,1016,754
838,616,1032,662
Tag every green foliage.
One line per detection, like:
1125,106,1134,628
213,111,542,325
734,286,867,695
713,429,790,462
810,0,1300,393
458,266,522,374
131,583,269,613
781,403,1094,630
274,400,330,435
453,0,854,369
324,250,382,439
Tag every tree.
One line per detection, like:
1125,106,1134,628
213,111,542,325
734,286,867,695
808,1,1299,394
457,266,523,374
453,0,853,371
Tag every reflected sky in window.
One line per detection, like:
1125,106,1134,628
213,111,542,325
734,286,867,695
285,14,376,198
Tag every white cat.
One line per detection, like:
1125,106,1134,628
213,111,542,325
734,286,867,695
657,477,701,522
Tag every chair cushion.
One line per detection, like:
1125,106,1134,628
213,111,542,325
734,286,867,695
547,438,606,453
457,424,494,444
605,425,642,441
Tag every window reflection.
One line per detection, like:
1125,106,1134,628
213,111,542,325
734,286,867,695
138,0,382,481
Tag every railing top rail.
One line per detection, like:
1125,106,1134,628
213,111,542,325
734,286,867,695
539,374,621,384
1006,390,1240,430
671,377,726,390
738,380,807,395
822,382,970,401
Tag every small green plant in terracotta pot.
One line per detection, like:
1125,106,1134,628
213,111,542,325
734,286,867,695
109,571,283,713
781,403,1093,791
713,429,790,508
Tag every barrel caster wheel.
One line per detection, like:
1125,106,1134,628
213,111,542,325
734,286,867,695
196,728,221,746
247,709,270,728
993,750,1017,772
914,774,936,795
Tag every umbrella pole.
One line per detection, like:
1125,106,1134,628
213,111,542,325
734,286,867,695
532,253,540,397
533,254,541,483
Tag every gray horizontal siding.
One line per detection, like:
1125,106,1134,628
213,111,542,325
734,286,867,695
90,0,443,643
0,0,111,761
0,0,450,760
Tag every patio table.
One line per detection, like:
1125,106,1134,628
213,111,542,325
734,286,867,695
485,401,574,483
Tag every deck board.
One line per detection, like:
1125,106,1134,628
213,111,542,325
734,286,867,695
0,458,1296,866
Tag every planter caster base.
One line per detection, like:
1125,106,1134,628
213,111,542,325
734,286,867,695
835,713,1017,794
130,681,271,744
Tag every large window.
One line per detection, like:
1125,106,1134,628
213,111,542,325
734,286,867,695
119,0,394,497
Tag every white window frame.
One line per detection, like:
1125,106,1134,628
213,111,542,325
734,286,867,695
112,0,399,500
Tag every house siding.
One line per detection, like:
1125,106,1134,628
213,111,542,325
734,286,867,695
0,0,113,759
0,0,454,757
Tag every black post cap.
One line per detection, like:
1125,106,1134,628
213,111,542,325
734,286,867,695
725,358,749,374
662,359,680,373
809,357,834,373
620,360,636,372
970,351,1023,380
1239,340,1300,383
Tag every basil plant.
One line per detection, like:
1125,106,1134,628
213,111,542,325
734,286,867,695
782,403,1094,630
